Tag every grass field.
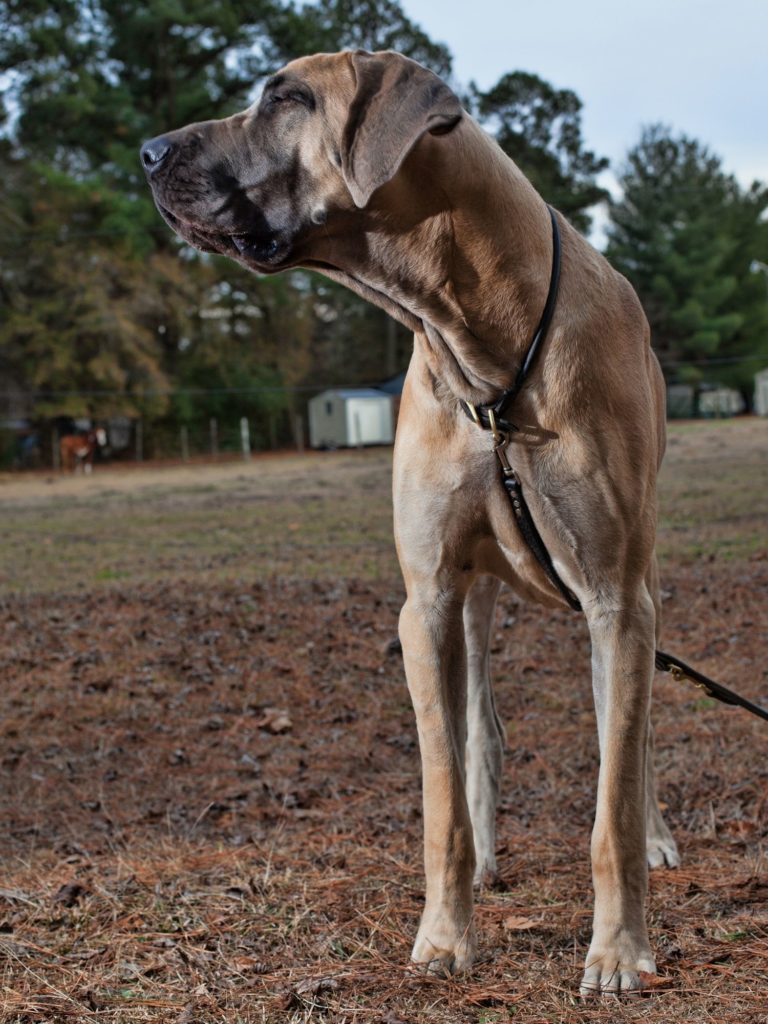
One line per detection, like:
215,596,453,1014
1,418,766,1022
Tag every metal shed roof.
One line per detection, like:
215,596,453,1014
313,388,390,401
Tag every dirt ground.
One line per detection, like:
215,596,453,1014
1,419,766,1023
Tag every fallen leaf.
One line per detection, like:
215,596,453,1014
722,819,757,839
638,971,673,990
503,915,537,931
280,975,339,1009
256,707,292,734
231,955,268,974
295,976,339,997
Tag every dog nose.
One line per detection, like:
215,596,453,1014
140,135,173,174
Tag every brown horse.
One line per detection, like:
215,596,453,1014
59,428,107,474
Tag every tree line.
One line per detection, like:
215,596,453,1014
1,0,766,455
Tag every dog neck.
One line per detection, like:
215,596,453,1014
303,117,556,406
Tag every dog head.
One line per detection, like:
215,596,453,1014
140,50,462,272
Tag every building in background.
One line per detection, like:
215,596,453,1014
754,369,768,415
308,388,394,449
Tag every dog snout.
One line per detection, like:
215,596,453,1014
140,135,173,175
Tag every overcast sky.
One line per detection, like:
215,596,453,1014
402,0,768,190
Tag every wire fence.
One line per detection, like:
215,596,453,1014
132,412,303,462
2,360,766,472
1,407,307,472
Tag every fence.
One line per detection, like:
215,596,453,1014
123,412,306,464
2,408,308,472
2,365,765,470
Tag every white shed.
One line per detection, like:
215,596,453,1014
755,369,768,415
699,387,745,416
308,388,394,448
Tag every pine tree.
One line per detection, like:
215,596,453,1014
606,125,768,405
265,0,452,75
472,72,609,233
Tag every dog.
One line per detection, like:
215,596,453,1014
141,49,681,995
59,428,107,473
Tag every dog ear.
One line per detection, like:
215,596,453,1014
341,50,462,209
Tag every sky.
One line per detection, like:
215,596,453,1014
401,0,768,194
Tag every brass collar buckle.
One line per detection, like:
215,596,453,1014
464,401,482,427
465,402,514,476
488,409,514,476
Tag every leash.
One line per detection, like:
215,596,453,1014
461,206,768,725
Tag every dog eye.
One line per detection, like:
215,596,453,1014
266,90,313,112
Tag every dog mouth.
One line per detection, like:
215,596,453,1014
230,233,282,262
156,203,289,269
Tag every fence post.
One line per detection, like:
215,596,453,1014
135,419,143,462
180,425,189,462
293,414,305,453
209,417,218,459
240,417,251,460
268,412,277,451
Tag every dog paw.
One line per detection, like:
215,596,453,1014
411,914,476,976
580,942,656,998
472,855,501,890
473,866,504,890
646,833,681,869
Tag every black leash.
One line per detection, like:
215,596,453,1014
462,206,768,724
654,649,768,722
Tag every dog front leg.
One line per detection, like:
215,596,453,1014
463,574,504,886
581,589,657,996
399,585,476,974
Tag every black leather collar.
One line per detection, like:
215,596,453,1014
461,205,561,433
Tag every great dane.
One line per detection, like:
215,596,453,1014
141,49,680,995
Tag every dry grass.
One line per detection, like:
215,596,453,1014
1,419,767,1022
